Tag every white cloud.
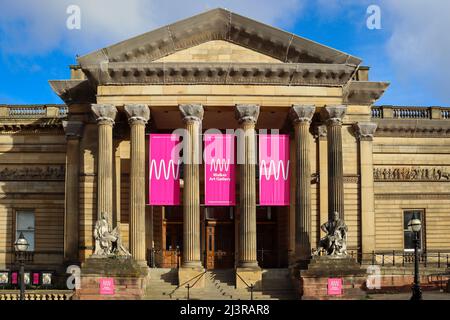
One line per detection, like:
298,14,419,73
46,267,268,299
382,0,450,103
0,0,304,56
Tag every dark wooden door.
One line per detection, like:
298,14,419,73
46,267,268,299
205,222,234,269
163,223,182,268
257,222,277,268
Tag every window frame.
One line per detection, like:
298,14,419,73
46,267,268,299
403,209,425,252
14,209,36,252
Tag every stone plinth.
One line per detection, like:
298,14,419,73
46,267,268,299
178,267,206,289
296,256,367,300
73,257,148,300
236,267,262,290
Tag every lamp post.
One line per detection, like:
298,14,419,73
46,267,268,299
14,232,29,301
408,218,422,300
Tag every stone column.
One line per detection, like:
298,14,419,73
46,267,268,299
125,104,150,264
179,104,204,268
63,121,84,263
91,104,117,219
354,122,377,257
321,105,346,220
235,105,260,269
315,125,328,239
289,105,315,265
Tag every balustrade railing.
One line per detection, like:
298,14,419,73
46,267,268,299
0,291,73,300
372,106,450,120
1,105,67,119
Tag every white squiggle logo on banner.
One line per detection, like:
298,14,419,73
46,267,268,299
149,159,181,180
259,160,290,181
210,159,231,172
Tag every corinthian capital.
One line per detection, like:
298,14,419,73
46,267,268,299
313,124,328,140
179,104,204,122
289,105,315,124
91,104,117,126
62,121,84,140
321,105,347,126
235,104,260,124
353,122,377,141
125,104,150,125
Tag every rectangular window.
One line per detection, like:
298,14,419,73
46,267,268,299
403,210,424,251
16,210,35,251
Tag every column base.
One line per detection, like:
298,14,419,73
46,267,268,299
178,266,206,289
235,267,262,290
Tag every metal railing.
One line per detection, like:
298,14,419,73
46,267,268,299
168,270,206,300
235,272,255,300
363,250,450,268
147,248,180,269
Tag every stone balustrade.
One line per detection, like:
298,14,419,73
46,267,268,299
0,291,73,300
372,106,449,120
0,105,68,119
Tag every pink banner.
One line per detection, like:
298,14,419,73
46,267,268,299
149,134,181,205
204,134,236,206
258,134,290,206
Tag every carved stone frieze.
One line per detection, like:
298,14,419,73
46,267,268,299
0,165,65,181
374,167,450,181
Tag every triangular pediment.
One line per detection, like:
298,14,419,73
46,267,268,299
154,40,282,63
78,8,361,67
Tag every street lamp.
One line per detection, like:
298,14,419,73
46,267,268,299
408,218,422,300
14,232,29,301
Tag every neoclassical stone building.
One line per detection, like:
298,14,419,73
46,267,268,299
0,9,449,294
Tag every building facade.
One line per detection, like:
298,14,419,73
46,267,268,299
0,9,449,290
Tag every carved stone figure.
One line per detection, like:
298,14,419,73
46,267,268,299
315,211,348,256
93,212,131,257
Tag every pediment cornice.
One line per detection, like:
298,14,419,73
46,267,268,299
81,62,356,86
77,8,362,67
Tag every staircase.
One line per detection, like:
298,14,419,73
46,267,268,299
144,268,298,300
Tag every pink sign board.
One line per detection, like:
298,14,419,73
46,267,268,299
258,134,290,206
99,278,115,295
327,278,343,295
149,134,181,205
204,134,236,206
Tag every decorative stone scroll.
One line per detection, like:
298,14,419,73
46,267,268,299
374,167,450,181
0,165,65,180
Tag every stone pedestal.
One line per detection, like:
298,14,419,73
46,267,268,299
178,267,205,288
296,256,367,300
73,257,148,300
236,267,262,290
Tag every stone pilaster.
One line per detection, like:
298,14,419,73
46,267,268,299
314,125,328,239
125,104,150,264
91,104,117,220
63,120,84,263
354,122,377,257
179,104,204,268
289,105,315,264
321,105,346,220
235,104,260,269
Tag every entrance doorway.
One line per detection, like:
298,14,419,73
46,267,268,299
204,207,235,269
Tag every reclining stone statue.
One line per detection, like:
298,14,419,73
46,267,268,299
315,211,348,256
93,211,131,257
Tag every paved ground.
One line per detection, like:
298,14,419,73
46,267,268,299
368,291,450,300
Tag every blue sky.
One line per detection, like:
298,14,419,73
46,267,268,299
0,0,449,106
